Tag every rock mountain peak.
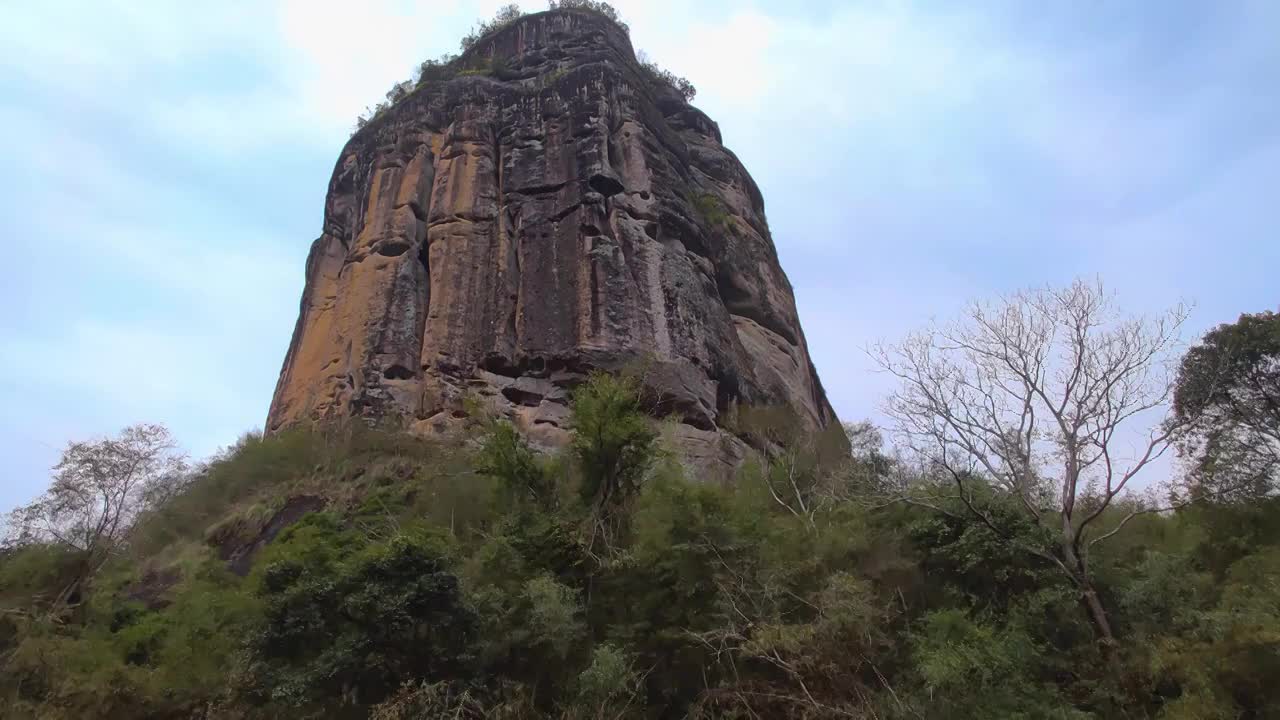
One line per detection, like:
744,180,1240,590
268,7,840,473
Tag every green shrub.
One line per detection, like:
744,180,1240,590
241,528,475,711
909,609,1082,719
460,4,524,52
572,643,639,715
690,191,730,230
128,428,323,558
477,421,553,509
570,373,657,549
522,574,584,659
549,0,629,33
0,543,81,610
637,51,696,101
416,54,457,86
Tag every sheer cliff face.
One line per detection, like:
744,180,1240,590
268,10,839,470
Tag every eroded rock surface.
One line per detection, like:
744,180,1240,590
267,9,839,475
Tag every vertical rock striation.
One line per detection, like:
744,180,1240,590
268,9,840,473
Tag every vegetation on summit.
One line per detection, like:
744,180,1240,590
3,286,1279,719
354,1,695,134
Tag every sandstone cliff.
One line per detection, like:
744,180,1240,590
267,9,839,472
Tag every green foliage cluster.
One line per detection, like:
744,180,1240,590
538,66,570,89
454,55,513,80
414,54,458,86
354,2,693,134
462,1,631,52
570,374,657,510
637,54,697,102
353,1,525,133
548,0,628,32
3,356,1280,718
690,191,730,231
240,520,475,710
460,4,525,52
1174,310,1280,498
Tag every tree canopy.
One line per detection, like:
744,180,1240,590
1174,310,1280,498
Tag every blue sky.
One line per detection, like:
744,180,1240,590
2,0,1277,514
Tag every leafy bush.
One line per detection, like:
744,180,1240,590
241,524,475,711
477,421,554,509
0,543,80,610
570,373,658,549
690,191,729,230
460,4,524,52
128,429,321,556
638,51,696,102
572,643,640,715
353,3,692,135
416,54,458,86
549,0,628,33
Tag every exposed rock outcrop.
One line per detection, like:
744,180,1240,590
267,9,839,475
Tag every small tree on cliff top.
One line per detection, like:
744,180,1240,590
873,279,1190,643
460,4,524,51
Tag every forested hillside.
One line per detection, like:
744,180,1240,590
2,289,1277,719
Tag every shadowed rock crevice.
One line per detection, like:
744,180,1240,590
376,239,411,257
588,173,625,197
383,364,414,380
266,8,840,474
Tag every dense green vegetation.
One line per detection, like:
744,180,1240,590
354,2,694,133
690,192,731,232
3,308,1278,718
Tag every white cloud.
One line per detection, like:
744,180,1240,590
661,10,781,112
274,0,474,132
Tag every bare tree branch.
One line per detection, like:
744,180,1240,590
871,279,1190,643
4,423,188,610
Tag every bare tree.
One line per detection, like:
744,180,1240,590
734,406,851,529
7,423,187,607
872,279,1189,643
